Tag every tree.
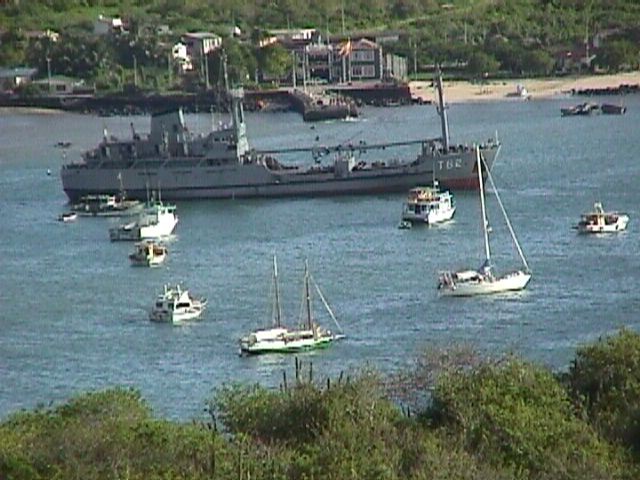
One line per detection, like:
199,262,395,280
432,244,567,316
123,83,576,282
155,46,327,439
257,43,291,83
466,50,500,78
567,329,640,455
596,39,639,71
521,49,555,75
0,29,27,66
428,357,626,479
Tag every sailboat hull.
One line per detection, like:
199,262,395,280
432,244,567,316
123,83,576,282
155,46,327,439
438,271,531,297
239,257,345,356
240,327,344,355
240,336,336,355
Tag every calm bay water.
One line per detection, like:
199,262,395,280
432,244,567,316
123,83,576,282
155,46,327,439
1,94,640,420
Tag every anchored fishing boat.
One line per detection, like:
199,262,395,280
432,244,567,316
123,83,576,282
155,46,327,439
149,284,207,324
575,202,629,233
400,180,455,225
129,240,167,267
109,200,178,241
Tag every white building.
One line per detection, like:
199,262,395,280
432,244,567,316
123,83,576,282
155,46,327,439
181,32,222,58
93,15,124,35
171,42,193,73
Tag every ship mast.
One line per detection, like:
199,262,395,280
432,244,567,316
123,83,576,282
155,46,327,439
435,65,450,151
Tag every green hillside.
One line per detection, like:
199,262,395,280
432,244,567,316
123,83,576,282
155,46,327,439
1,1,639,90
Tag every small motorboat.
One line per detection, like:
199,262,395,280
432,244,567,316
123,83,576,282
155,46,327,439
398,220,412,230
560,102,600,117
110,201,178,241
129,241,167,267
58,212,78,223
575,202,629,233
400,181,456,226
71,193,143,217
149,284,207,324
600,103,626,115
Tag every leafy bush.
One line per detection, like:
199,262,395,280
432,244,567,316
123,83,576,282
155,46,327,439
428,357,626,479
567,329,640,455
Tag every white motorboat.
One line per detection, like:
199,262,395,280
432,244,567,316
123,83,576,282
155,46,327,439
109,201,178,241
575,202,629,233
239,256,345,355
149,284,207,324
437,147,531,297
401,181,455,225
58,211,78,223
129,241,167,267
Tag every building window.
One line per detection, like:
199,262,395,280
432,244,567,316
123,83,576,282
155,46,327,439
352,50,374,62
352,65,376,78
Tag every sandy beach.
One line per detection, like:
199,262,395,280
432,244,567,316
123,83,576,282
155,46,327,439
409,71,640,104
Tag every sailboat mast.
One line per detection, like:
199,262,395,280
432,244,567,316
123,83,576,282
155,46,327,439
273,255,282,327
476,147,491,264
304,260,312,330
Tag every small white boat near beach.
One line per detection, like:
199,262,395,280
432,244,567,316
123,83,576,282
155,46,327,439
58,211,78,223
109,201,178,241
401,181,455,225
149,284,207,324
129,241,167,267
239,256,345,355
575,202,629,233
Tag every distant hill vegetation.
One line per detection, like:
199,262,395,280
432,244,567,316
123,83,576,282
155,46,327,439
1,0,639,90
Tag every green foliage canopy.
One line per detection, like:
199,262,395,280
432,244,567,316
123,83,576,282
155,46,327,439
568,329,640,453
429,357,626,479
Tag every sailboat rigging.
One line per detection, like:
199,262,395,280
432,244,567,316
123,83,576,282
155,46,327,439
437,147,531,296
240,256,345,355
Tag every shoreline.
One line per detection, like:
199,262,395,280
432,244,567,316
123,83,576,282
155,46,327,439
409,71,640,104
0,106,67,115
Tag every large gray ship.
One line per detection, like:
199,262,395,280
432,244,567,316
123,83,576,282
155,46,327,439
61,74,500,202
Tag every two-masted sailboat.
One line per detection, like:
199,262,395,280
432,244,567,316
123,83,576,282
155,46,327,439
437,147,531,296
239,256,345,355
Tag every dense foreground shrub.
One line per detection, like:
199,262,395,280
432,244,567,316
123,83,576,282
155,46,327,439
427,357,627,480
3,331,640,479
567,328,640,454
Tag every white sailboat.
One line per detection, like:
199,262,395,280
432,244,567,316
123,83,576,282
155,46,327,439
239,256,345,355
437,147,531,296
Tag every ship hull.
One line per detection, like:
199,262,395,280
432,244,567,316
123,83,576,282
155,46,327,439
61,146,499,202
